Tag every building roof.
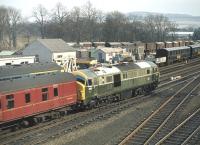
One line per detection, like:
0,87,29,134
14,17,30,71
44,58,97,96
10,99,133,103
99,47,123,53
189,44,200,48
0,62,62,81
0,55,35,59
163,46,190,51
37,39,75,52
121,42,133,46
0,50,16,56
0,72,75,94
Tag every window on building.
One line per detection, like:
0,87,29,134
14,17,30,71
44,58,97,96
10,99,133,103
54,88,58,97
42,88,48,101
6,94,14,109
35,55,39,62
5,63,11,66
57,55,62,58
25,93,31,103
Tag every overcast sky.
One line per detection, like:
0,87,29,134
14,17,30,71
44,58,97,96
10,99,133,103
1,0,200,17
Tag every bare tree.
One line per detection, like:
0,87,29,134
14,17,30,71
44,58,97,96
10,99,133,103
33,4,48,39
51,2,69,38
82,1,98,41
7,7,21,48
70,6,82,44
103,11,128,41
143,14,176,42
0,6,8,49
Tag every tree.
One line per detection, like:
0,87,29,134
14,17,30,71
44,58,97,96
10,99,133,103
51,2,68,38
33,4,48,39
0,6,8,47
7,7,21,48
70,7,83,44
143,14,177,42
82,1,98,41
193,28,200,40
103,11,128,41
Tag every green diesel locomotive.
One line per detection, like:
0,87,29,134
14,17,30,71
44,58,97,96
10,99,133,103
73,61,159,107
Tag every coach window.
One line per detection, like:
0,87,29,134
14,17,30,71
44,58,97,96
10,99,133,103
54,88,58,97
25,93,31,103
42,88,48,101
6,94,14,109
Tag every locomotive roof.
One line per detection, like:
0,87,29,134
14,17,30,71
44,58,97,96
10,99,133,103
78,69,97,78
160,46,190,51
115,61,157,71
92,66,121,76
75,66,121,78
0,62,62,79
0,72,75,94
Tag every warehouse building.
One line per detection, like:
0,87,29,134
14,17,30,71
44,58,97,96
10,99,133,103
22,39,76,72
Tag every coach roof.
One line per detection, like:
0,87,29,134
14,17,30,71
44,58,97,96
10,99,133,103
0,62,62,79
0,72,75,94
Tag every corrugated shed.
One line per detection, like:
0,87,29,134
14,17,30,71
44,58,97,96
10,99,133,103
0,50,16,56
37,39,75,52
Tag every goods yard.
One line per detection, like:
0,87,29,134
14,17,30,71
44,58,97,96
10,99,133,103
1,1,200,144
0,58,199,145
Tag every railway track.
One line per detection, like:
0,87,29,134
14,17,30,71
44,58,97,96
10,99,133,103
2,59,200,144
159,58,200,74
1,75,192,145
0,94,165,145
118,75,200,145
160,63,200,82
156,108,200,145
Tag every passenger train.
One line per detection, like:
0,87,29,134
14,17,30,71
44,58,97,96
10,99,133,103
0,61,159,129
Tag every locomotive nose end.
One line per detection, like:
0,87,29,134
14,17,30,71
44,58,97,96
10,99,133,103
76,82,86,102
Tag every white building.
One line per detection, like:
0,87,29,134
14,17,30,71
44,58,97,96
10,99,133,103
23,39,76,72
0,55,35,66
94,47,123,63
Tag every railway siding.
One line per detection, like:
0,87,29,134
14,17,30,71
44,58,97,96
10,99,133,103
119,75,200,145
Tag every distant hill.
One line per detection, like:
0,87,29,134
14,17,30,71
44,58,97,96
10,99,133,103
127,12,200,28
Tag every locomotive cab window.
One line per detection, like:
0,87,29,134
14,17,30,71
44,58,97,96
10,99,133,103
87,79,92,86
6,94,14,109
147,69,150,74
76,76,85,85
42,88,48,101
25,93,31,103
